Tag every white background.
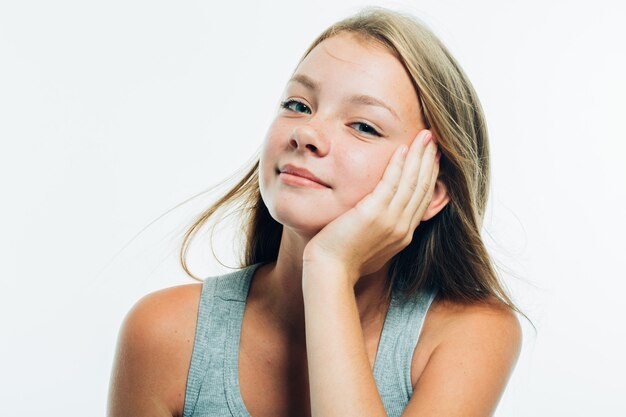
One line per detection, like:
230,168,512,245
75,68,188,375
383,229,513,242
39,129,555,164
1,0,625,415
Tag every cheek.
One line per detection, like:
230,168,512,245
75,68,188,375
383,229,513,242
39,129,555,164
259,124,285,190
335,147,393,207
259,149,277,209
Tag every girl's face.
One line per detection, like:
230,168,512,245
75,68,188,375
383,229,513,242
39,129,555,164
259,32,425,235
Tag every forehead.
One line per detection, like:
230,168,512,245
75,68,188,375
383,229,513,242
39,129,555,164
293,32,420,123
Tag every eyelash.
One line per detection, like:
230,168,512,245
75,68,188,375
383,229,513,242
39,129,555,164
279,99,382,137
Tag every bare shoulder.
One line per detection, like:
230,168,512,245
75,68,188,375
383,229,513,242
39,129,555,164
406,296,522,417
107,282,203,417
427,295,522,344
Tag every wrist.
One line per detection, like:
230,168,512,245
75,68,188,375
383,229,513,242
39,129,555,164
302,258,360,290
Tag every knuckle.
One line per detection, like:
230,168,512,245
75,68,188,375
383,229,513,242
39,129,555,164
391,226,406,240
380,221,394,236
380,181,395,197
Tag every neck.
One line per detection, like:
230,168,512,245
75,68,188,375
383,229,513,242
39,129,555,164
248,227,393,346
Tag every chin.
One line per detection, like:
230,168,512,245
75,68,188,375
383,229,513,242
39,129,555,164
265,198,339,236
272,205,329,231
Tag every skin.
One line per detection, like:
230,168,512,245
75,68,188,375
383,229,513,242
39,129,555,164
107,31,522,417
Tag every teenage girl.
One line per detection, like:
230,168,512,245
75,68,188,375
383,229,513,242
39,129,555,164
108,6,524,417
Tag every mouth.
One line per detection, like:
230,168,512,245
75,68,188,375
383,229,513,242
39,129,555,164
277,164,331,188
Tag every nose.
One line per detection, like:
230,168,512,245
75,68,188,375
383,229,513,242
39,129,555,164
289,122,330,157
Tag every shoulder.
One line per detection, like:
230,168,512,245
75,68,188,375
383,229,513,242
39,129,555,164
107,282,203,417
429,296,522,348
407,296,522,416
122,282,204,339
118,283,204,365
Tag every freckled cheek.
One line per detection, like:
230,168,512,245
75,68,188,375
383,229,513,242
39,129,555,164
337,149,391,201
264,122,292,146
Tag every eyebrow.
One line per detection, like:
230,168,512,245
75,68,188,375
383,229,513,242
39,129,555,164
288,73,400,121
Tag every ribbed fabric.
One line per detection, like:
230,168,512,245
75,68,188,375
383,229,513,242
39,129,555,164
182,262,437,417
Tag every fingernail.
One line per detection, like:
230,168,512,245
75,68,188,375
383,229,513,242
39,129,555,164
400,145,409,156
422,132,432,145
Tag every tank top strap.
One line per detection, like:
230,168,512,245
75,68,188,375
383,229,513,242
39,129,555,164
373,288,438,416
183,264,260,417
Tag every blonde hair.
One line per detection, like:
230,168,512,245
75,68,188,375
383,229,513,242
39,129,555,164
179,6,532,327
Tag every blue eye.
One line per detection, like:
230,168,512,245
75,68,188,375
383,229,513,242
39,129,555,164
280,99,311,114
279,99,382,137
350,122,381,137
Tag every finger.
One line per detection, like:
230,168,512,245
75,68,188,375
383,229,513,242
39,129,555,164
389,129,431,214
369,143,408,206
404,138,438,221
409,147,440,230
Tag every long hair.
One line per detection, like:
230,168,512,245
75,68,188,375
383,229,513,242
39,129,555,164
179,6,532,327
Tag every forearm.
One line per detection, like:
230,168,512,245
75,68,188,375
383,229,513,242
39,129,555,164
302,263,387,417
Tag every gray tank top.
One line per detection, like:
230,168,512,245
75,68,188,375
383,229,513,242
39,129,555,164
182,262,437,417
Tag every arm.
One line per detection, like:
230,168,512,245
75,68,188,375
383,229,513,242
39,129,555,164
299,131,439,416
302,264,387,417
107,284,202,417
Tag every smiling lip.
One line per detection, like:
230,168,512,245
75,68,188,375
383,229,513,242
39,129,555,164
278,164,330,188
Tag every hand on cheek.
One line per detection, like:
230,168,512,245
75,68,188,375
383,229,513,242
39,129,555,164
303,129,440,285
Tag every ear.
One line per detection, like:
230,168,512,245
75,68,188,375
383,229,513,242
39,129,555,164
421,177,450,221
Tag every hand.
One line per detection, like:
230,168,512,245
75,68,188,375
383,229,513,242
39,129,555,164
303,129,441,286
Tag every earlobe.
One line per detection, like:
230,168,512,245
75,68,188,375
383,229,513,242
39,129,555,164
422,179,450,222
